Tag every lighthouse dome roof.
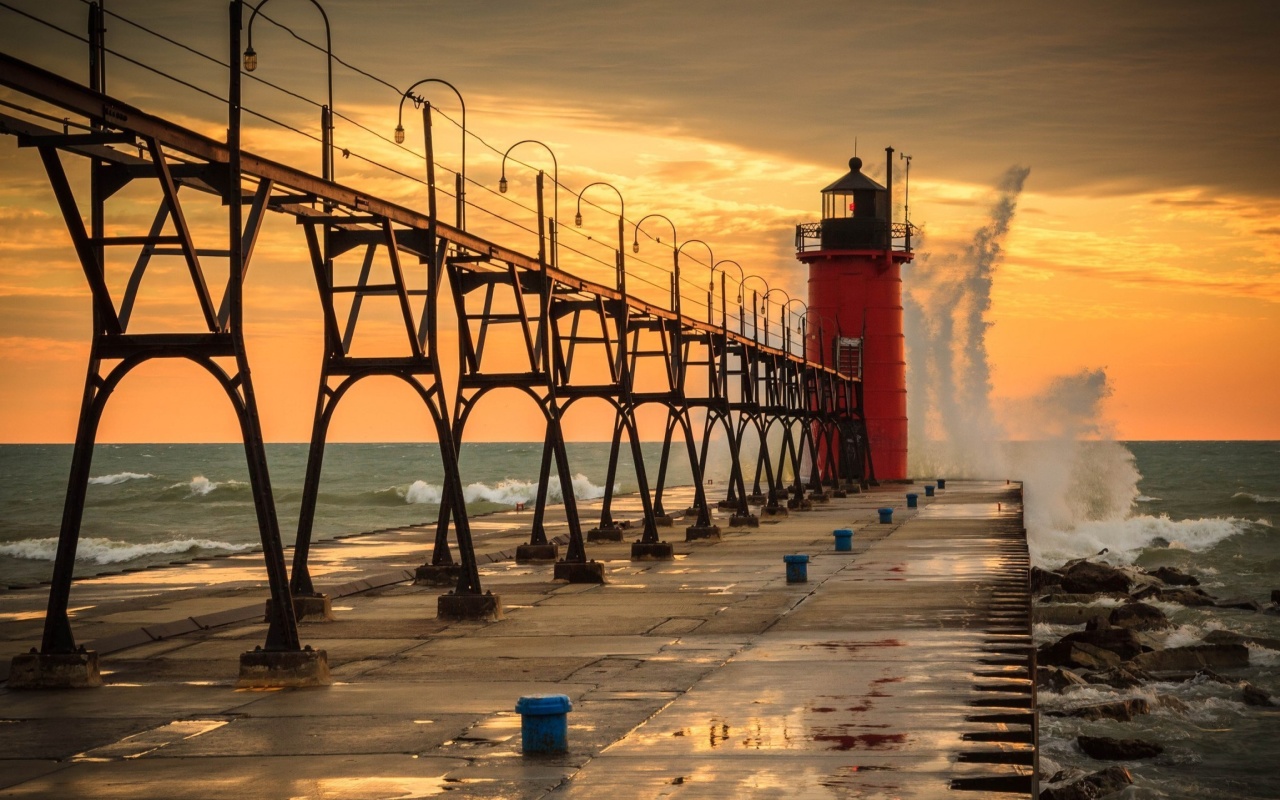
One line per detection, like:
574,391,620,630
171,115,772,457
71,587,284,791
821,156,886,194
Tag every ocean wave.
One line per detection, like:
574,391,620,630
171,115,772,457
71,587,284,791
1135,494,1161,503
165,476,246,498
1030,513,1251,568
1233,491,1279,504
0,536,255,564
88,471,155,486
399,474,615,506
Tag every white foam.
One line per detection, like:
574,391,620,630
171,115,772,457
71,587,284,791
88,471,155,486
1135,494,1161,503
400,475,616,506
1234,491,1279,504
0,536,254,564
167,476,243,497
1030,513,1250,569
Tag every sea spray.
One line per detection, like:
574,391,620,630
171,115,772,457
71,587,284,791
399,474,617,506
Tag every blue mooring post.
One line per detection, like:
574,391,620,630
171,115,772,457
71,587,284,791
906,493,918,508
924,484,935,497
833,529,853,551
877,507,894,524
784,554,809,583
937,478,946,490
516,694,572,754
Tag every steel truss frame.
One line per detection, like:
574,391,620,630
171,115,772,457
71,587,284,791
0,6,872,659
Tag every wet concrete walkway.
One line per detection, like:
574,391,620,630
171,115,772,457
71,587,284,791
0,481,1033,798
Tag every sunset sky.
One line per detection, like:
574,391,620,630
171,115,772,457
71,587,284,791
0,0,1277,443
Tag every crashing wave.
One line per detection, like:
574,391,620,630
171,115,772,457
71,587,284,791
399,474,615,506
88,471,155,486
0,536,255,564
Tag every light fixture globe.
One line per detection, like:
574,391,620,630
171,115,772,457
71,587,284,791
394,124,405,144
243,47,257,72
499,176,508,193
574,212,583,227
632,241,639,254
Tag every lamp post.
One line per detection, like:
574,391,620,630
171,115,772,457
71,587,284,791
785,298,809,360
500,140,559,267
676,238,713,324
396,78,466,229
741,274,770,344
760,287,791,350
244,0,333,183
710,259,744,333
632,214,678,313
574,181,625,293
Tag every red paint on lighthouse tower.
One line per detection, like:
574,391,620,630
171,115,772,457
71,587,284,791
797,149,915,480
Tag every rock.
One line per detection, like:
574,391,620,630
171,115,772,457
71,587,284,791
1151,566,1200,586
1242,683,1276,707
1065,698,1151,722
1040,592,1130,605
1084,614,1112,631
1066,627,1154,660
1039,639,1123,670
1127,643,1249,673
1039,765,1133,800
1119,567,1163,594
1204,629,1280,651
1037,605,1114,626
1214,597,1263,612
1084,666,1150,690
1155,694,1190,713
1272,589,1280,605
1060,561,1131,594
1108,602,1172,631
1131,586,1217,606
1077,734,1164,760
1193,668,1233,684
1032,566,1064,592
1038,666,1090,691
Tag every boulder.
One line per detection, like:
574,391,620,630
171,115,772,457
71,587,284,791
1064,627,1154,660
1108,602,1171,631
1038,665,1090,691
1155,694,1190,713
1242,683,1275,707
1060,561,1131,594
1039,639,1123,670
1063,698,1151,722
1077,734,1164,760
1192,668,1232,684
1037,604,1113,626
1131,586,1217,606
1039,765,1133,800
1040,592,1129,605
1151,566,1199,586
1127,643,1249,673
1032,566,1064,592
1214,597,1262,612
1204,629,1280,651
1084,666,1150,690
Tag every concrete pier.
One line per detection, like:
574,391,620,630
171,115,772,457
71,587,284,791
0,481,1033,798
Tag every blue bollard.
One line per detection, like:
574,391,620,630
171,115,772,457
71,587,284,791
833,529,853,551
784,554,810,583
877,507,893,524
906,493,918,508
937,478,946,490
516,694,572,754
924,484,935,497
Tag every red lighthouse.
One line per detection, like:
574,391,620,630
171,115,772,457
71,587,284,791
797,149,914,480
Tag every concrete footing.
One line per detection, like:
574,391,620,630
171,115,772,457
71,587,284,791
832,489,848,498
553,560,606,583
685,524,722,542
716,498,741,509
683,506,702,518
761,504,789,518
7,650,102,689
729,514,760,528
652,514,675,527
787,496,813,511
745,493,767,505
265,593,334,623
437,591,503,621
587,527,625,543
630,541,675,561
414,563,463,586
236,647,330,689
515,543,559,563
809,492,830,504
